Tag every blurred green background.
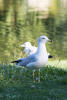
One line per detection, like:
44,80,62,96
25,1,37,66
0,0,67,63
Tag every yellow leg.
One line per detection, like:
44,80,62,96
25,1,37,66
33,69,35,82
38,69,40,83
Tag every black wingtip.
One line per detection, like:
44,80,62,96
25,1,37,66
11,60,22,63
11,61,17,63
48,55,53,58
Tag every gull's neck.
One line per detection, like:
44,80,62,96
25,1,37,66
37,42,47,55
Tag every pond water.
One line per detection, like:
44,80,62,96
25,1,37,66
0,0,67,63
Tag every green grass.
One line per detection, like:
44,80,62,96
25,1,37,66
0,60,67,100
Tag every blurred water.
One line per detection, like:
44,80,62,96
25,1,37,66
0,0,67,63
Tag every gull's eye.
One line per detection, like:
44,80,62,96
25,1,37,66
42,37,45,39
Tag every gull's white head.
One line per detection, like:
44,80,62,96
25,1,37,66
38,35,51,44
21,42,31,48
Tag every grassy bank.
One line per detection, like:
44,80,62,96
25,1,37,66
0,60,67,100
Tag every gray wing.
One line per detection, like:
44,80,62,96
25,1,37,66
11,54,37,67
19,55,37,66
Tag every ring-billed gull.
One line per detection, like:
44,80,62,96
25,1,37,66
21,42,53,58
21,42,37,55
12,35,52,82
